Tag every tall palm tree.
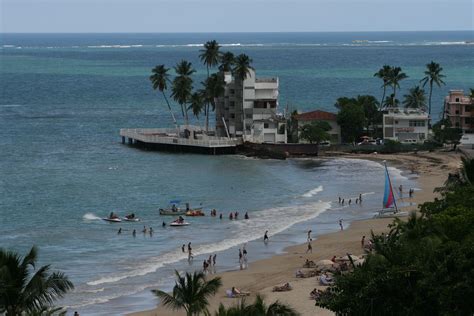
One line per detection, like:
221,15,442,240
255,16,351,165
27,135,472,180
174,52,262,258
152,270,222,316
199,40,221,133
149,64,179,131
387,66,408,108
199,40,220,77
189,91,205,120
403,86,427,110
374,65,392,108
214,294,299,316
420,61,446,115
357,95,380,136
203,73,226,133
218,51,235,72
171,60,195,126
233,54,253,82
0,246,74,316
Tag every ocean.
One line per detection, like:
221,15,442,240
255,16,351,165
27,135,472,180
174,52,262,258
0,31,472,315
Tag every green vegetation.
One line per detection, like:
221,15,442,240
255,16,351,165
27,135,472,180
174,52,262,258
149,65,179,130
432,119,463,147
421,61,446,115
299,121,332,144
316,157,474,315
403,86,427,110
214,294,299,316
152,270,222,316
0,246,73,316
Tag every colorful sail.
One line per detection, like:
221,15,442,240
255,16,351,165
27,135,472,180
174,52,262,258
383,165,395,209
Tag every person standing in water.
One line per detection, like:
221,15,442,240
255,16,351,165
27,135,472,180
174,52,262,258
117,228,122,234
244,212,249,219
149,227,153,236
359,193,362,202
181,244,185,253
307,229,312,242
338,197,341,204
339,219,344,231
132,229,136,237
264,230,269,243
219,213,223,219
187,242,193,261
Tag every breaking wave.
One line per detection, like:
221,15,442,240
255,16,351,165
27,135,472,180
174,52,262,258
302,185,323,197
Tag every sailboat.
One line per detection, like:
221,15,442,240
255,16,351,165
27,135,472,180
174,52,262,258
374,161,409,218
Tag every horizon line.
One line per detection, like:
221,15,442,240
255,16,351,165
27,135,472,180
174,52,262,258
1,29,473,35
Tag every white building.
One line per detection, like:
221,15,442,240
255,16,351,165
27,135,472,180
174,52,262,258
383,109,430,143
215,69,287,143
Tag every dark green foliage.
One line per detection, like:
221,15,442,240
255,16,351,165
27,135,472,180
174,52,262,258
420,61,446,115
0,246,74,316
214,294,299,316
152,270,222,316
403,86,427,110
299,121,332,144
432,119,462,146
335,99,366,143
317,158,474,316
286,110,299,143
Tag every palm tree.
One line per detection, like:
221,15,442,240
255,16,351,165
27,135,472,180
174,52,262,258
0,246,74,316
233,54,253,82
189,91,205,120
214,294,299,316
374,65,392,108
199,40,220,77
150,65,179,131
403,86,427,110
202,73,226,133
171,60,195,126
387,66,408,108
420,61,446,115
219,52,235,72
152,270,222,316
357,95,380,136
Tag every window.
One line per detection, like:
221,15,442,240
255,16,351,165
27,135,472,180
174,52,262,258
455,110,459,114
230,101,235,107
245,114,252,119
455,98,460,102
465,105,472,112
230,114,235,119
409,120,426,127
455,122,460,127
264,123,269,128
394,120,399,124
230,89,235,95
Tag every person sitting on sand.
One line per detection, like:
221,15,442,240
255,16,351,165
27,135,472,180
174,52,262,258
273,282,292,292
232,286,241,295
310,288,323,300
320,272,333,286
331,255,337,263
296,270,304,278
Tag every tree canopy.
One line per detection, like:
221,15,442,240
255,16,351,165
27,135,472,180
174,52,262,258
299,121,332,144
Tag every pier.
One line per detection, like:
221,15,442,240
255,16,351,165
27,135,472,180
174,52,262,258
120,127,242,155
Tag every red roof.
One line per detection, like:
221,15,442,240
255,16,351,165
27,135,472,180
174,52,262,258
294,110,337,121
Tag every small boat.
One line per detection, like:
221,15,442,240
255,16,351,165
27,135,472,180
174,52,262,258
185,210,205,217
159,208,186,215
102,217,121,223
170,217,190,227
374,161,409,219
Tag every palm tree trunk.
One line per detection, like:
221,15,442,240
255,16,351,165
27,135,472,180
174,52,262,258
381,86,386,109
428,82,433,115
205,65,210,135
393,85,397,108
162,92,179,132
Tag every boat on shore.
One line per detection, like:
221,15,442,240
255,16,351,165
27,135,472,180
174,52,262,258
374,161,409,218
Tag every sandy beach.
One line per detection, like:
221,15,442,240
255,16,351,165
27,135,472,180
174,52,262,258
129,151,461,316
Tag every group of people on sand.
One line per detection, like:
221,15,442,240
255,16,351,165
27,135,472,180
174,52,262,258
338,193,363,206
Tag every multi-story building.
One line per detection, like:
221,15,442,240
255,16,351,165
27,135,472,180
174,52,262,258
215,69,287,143
444,90,473,133
294,110,341,144
383,109,430,143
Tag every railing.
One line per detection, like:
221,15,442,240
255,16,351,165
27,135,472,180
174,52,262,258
120,128,241,148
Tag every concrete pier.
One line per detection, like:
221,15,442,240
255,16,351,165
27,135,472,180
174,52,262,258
120,128,242,155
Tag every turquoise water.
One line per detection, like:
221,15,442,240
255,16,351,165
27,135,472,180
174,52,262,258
0,32,471,315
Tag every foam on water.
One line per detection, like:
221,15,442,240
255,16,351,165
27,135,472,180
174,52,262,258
302,185,323,197
83,213,102,220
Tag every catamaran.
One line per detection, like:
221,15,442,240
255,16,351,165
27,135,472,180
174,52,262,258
374,161,408,218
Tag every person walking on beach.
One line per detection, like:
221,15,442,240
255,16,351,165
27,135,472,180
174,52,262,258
399,184,403,195
239,248,243,270
306,239,313,253
243,244,248,267
213,254,217,266
361,236,365,248
208,255,212,267
307,229,312,242
203,260,208,274
188,242,193,261
264,230,269,243
339,219,344,231
359,193,362,202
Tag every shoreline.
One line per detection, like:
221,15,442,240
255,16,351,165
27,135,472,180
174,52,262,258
128,151,461,316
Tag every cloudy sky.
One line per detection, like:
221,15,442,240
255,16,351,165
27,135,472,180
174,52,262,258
1,0,473,33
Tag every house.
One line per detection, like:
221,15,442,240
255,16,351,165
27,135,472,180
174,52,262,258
444,90,473,133
215,69,287,143
294,110,341,144
383,109,429,143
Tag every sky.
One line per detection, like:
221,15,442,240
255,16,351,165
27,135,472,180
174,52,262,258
1,0,473,33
